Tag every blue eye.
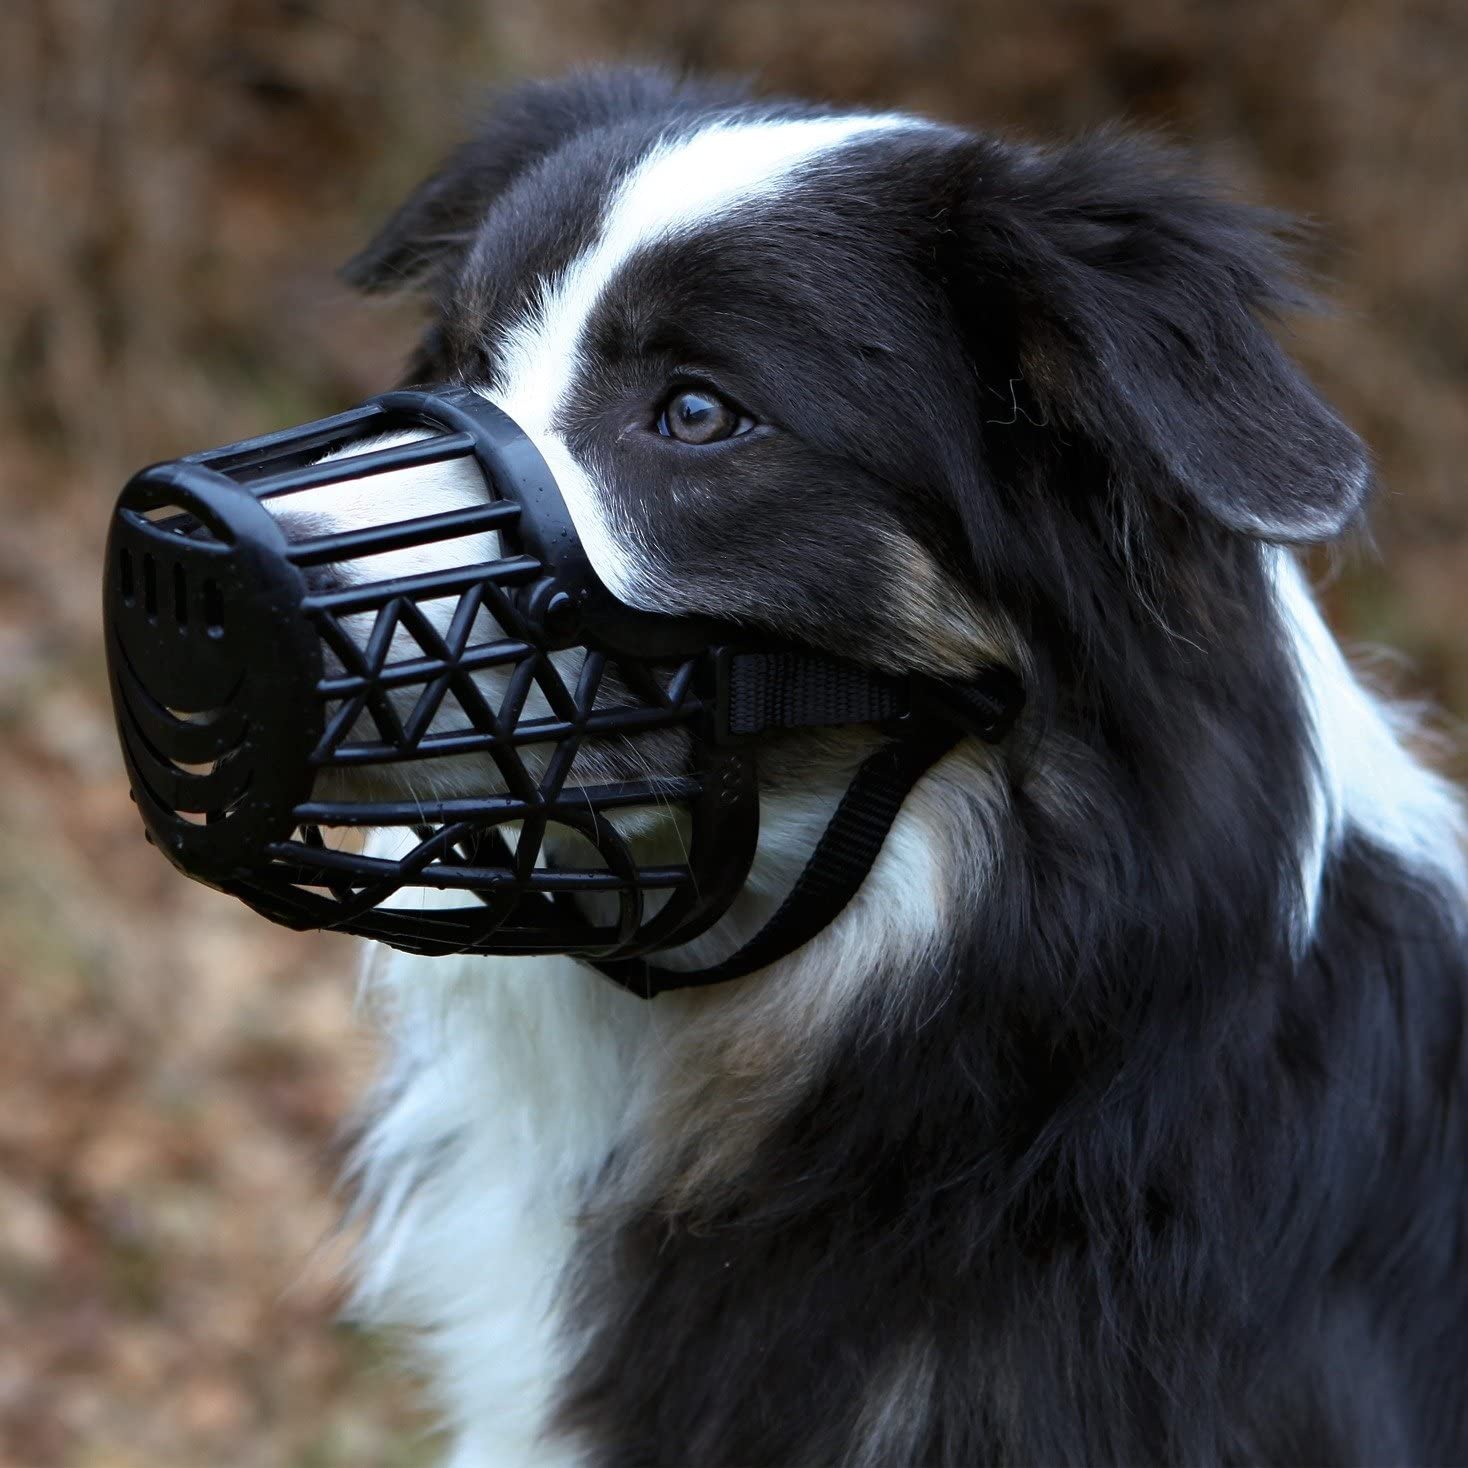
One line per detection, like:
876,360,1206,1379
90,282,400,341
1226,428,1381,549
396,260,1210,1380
656,388,750,444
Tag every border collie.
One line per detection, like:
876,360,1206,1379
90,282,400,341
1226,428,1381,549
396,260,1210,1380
316,67,1468,1466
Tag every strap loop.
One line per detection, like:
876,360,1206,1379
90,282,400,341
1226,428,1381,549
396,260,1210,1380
594,718,964,997
590,654,1015,998
592,657,1023,998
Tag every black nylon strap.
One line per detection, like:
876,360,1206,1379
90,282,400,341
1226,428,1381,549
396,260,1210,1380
725,651,909,735
593,718,962,998
589,655,1022,998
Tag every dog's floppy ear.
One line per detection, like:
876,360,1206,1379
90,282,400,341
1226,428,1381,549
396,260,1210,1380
958,132,1368,542
343,67,752,296
342,70,649,294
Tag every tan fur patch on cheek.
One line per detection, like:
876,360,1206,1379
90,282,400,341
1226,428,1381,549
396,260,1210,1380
888,534,1016,677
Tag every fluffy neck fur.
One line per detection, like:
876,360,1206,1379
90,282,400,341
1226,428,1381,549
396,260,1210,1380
348,546,1466,1466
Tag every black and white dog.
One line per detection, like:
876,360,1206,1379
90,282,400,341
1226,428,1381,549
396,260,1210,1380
319,68,1468,1465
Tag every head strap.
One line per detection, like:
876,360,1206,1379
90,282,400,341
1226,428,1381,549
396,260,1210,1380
593,659,1022,996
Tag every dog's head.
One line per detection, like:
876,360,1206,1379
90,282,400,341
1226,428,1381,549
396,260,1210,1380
339,68,1366,724
235,66,1377,986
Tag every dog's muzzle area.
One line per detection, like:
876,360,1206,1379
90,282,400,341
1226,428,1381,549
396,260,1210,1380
102,385,1023,990
102,386,766,969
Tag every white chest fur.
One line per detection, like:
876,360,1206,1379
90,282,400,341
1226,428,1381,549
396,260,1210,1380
349,948,650,1466
342,747,968,1465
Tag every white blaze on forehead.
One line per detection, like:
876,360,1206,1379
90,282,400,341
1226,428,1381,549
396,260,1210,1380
486,113,921,608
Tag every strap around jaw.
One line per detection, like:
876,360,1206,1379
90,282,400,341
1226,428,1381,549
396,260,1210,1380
591,657,1022,998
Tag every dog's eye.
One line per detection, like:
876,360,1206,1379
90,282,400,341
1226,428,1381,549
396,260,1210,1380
656,388,751,445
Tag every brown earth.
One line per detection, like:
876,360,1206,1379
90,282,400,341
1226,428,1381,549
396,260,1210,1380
2,2,1464,1463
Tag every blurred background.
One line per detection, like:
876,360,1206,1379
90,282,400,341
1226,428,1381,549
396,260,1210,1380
1,1,1464,1462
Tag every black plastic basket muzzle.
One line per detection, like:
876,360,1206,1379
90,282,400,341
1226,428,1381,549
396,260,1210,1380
104,385,1022,993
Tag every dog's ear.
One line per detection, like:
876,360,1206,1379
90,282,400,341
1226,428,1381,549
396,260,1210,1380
956,132,1368,542
341,70,649,294
343,67,752,296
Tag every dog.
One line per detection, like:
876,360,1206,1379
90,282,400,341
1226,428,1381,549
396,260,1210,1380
308,67,1468,1466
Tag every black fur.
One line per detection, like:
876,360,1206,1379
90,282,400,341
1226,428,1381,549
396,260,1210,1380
350,69,1467,1465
